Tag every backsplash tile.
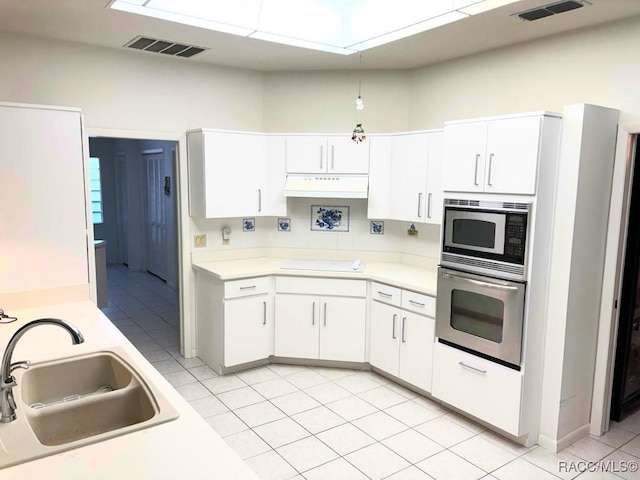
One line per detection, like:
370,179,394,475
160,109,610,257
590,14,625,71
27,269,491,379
278,218,291,232
243,218,255,232
311,205,350,232
370,221,384,235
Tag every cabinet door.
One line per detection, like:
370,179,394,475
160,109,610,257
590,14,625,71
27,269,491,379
398,312,435,393
224,295,271,367
425,132,444,224
285,136,327,173
201,132,265,218
274,294,319,359
327,136,370,174
442,122,487,193
367,136,392,219
319,297,366,362
484,116,541,195
388,133,429,222
369,301,400,376
264,135,287,216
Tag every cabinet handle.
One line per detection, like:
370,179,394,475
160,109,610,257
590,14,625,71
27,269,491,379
474,154,480,186
408,299,425,307
487,153,494,186
331,145,335,170
377,291,392,297
320,145,324,170
263,301,267,325
427,193,432,219
459,361,487,374
258,189,262,212
417,193,423,218
312,302,315,325
240,285,256,290
392,314,397,339
323,303,327,326
401,317,407,343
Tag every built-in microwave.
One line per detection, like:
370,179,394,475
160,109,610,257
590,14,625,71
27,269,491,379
441,198,531,282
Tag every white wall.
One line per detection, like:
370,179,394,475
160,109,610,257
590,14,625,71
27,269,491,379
408,15,640,128
0,31,265,133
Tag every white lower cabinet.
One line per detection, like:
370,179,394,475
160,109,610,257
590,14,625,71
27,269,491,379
369,289,435,392
196,274,273,374
431,342,523,436
224,295,271,368
274,277,366,363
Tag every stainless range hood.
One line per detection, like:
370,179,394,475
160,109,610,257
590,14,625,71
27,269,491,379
283,174,368,198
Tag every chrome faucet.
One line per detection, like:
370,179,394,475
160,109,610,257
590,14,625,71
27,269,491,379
1,318,84,423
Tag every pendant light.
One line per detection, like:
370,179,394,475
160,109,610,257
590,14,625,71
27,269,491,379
352,52,366,144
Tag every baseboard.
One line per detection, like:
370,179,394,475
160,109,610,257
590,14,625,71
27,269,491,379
538,424,591,453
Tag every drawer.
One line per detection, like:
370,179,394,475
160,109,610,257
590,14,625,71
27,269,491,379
401,290,436,317
431,342,522,436
224,276,270,299
275,276,366,297
372,282,401,307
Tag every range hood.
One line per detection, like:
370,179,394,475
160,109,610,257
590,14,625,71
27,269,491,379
283,174,368,198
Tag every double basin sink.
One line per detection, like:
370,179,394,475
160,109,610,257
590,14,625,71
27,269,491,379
0,347,179,469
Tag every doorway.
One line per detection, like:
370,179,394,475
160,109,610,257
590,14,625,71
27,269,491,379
88,137,180,318
611,134,640,421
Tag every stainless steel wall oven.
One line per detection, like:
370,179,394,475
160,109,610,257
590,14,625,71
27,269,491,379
437,199,530,370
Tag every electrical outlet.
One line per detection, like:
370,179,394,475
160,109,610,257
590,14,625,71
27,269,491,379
194,234,207,248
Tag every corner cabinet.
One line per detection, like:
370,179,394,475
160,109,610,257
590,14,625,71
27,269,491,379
187,130,286,219
195,273,273,374
442,113,562,195
274,277,367,362
285,135,370,174
369,283,436,392
368,131,444,224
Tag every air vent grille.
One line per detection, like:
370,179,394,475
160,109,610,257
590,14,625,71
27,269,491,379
124,36,208,58
441,254,525,278
444,199,530,211
516,1,588,22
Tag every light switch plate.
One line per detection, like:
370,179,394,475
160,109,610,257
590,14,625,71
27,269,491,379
194,234,207,248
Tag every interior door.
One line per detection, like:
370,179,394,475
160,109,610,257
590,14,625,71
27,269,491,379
144,150,167,280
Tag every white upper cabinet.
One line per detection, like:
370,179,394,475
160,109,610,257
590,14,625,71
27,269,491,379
285,135,369,174
443,113,559,195
187,130,286,219
383,131,443,224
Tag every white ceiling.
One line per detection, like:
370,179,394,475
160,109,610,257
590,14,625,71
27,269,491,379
1,0,639,71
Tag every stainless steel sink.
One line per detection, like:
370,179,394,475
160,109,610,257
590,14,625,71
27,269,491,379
0,348,179,468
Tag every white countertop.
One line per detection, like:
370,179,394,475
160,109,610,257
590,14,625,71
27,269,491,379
193,257,438,296
0,301,259,480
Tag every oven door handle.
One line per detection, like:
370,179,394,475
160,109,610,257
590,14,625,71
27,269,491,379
442,272,520,291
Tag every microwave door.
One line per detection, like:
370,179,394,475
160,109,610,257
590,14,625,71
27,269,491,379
444,210,506,255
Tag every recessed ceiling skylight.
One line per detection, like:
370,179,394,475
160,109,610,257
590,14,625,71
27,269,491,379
109,0,523,55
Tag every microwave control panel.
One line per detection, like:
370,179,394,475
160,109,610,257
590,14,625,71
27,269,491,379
504,214,527,259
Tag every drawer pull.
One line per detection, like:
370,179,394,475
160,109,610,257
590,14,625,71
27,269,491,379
377,291,393,297
408,299,425,307
239,285,257,291
459,361,487,374
263,301,267,325
401,317,407,343
392,314,397,339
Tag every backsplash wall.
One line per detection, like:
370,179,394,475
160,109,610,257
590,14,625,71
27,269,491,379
191,198,440,260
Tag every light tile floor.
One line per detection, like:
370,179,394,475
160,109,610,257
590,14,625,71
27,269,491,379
103,265,640,480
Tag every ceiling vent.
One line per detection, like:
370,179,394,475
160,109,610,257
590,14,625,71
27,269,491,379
124,36,208,58
516,0,589,22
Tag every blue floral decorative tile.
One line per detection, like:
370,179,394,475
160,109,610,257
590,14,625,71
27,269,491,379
311,205,349,232
370,221,384,235
278,217,291,232
243,218,255,232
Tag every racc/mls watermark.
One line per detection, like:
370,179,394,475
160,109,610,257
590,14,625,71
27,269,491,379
558,460,638,474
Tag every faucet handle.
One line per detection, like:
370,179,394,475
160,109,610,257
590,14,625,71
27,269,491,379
10,360,30,375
